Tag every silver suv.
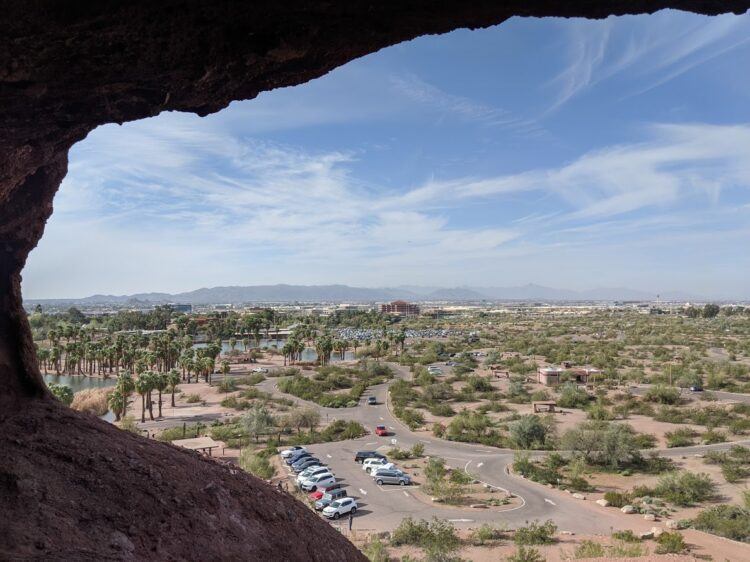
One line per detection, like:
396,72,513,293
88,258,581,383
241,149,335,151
373,469,410,486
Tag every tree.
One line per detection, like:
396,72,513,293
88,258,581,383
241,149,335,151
153,371,167,418
242,404,275,443
702,303,720,318
561,421,640,469
108,388,126,422
510,415,552,449
116,370,135,418
134,375,150,423
166,369,181,407
298,406,321,435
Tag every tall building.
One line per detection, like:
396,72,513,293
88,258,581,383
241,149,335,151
380,300,419,316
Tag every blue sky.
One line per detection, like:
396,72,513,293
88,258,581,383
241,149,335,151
24,10,750,299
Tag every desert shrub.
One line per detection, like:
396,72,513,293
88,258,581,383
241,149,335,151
654,471,717,506
721,462,749,483
514,520,557,545
449,468,474,485
466,375,493,392
604,491,632,508
318,420,366,442
557,383,590,409
573,540,605,558
587,402,614,421
185,393,201,403
239,448,274,479
388,446,411,460
391,517,460,553
702,429,726,444
118,415,140,434
530,389,551,402
395,407,425,430
158,424,200,441
694,505,750,542
560,422,640,469
655,531,687,554
432,422,446,437
429,402,456,417
611,529,640,542
470,523,505,545
362,537,389,562
665,428,697,448
644,385,681,405
446,410,504,447
411,442,425,457
509,415,554,450
506,546,544,562
217,378,238,393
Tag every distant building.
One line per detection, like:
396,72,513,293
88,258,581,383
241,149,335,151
380,300,420,316
170,303,192,313
537,366,565,386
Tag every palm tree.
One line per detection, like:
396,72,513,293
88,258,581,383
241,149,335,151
166,369,181,407
108,389,126,422
153,371,167,418
134,375,149,424
116,370,135,419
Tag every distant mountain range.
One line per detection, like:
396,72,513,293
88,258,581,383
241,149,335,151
25,283,707,306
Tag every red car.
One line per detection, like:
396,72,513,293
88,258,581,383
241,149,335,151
308,482,342,501
375,425,389,437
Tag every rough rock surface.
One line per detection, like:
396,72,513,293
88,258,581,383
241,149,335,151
0,400,364,561
0,1,748,559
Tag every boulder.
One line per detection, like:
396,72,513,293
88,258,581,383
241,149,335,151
595,499,610,507
621,505,637,514
572,493,586,500
470,503,488,509
639,531,654,540
651,527,664,538
643,513,656,521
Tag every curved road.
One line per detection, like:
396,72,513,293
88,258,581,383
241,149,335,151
262,364,750,533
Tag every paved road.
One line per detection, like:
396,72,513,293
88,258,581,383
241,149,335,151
629,384,750,405
272,365,657,533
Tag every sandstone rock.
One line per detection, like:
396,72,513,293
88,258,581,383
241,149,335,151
572,493,586,500
595,499,609,507
651,527,664,538
470,503,488,509
643,513,656,521
639,531,654,540
621,505,637,514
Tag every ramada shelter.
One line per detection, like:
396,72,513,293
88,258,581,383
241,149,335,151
537,366,602,386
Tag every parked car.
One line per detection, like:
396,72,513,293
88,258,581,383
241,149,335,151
252,367,269,373
291,455,319,469
373,469,410,486
298,471,333,491
314,488,348,511
445,361,458,367
301,473,336,492
322,498,358,519
354,451,386,464
296,466,329,486
690,385,704,392
368,463,396,475
280,446,306,459
308,482,343,501
285,450,311,465
293,458,323,473
375,425,389,437
362,457,391,472
367,396,377,405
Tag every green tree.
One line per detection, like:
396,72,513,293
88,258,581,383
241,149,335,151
48,382,74,406
242,404,275,443
166,369,181,407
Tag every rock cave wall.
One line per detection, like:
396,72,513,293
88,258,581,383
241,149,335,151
0,1,747,559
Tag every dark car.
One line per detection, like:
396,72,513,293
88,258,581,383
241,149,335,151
285,451,311,465
292,458,321,473
690,385,704,392
354,451,386,464
314,488,348,511
367,396,377,405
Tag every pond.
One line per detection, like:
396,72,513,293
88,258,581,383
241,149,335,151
43,373,117,422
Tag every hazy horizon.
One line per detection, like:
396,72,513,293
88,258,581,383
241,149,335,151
23,11,750,300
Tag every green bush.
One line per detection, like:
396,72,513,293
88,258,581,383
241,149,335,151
506,546,544,562
470,523,504,545
603,491,632,508
411,442,425,457
362,537,389,562
557,383,590,409
654,471,717,506
391,517,459,554
184,393,201,403
611,529,640,542
573,540,605,558
694,505,750,542
429,402,456,417
514,520,557,545
239,448,274,479
218,378,238,393
644,385,681,405
654,531,687,554
665,428,696,448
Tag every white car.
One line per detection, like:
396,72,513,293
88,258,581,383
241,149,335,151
252,367,269,373
298,471,333,490
370,465,399,477
322,497,357,519
362,458,395,473
280,446,306,459
301,473,336,492
296,466,328,486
